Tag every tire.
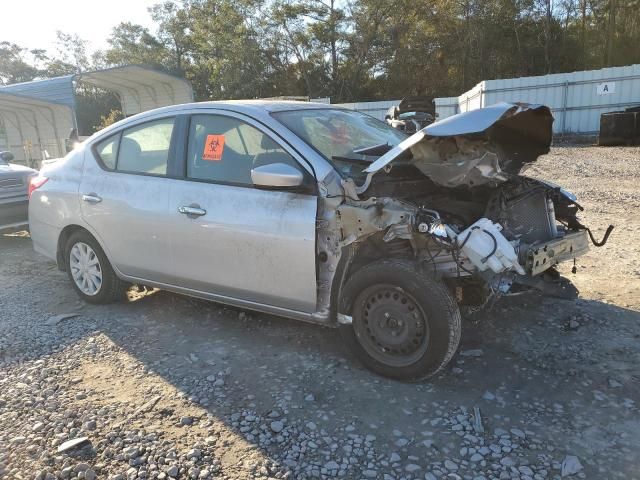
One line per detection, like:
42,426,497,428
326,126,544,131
65,230,126,304
339,259,461,381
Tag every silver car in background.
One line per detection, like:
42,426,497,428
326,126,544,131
0,151,37,231
29,101,609,381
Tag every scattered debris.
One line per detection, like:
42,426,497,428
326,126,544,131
45,313,79,326
608,378,623,388
180,416,194,426
473,407,484,434
57,437,90,453
133,395,161,415
561,455,584,477
460,349,484,357
482,391,495,401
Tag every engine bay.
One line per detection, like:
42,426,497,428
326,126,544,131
318,103,614,316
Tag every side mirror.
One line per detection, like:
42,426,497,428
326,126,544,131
251,163,304,188
0,151,14,163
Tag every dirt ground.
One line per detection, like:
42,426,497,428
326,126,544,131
0,145,639,480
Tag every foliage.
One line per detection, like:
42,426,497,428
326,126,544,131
76,89,122,136
94,108,126,132
1,0,639,128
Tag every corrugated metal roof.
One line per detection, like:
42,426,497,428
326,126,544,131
0,76,76,107
0,65,194,116
76,65,194,116
0,66,194,164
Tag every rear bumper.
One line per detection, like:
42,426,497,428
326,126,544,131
29,216,60,262
525,230,590,276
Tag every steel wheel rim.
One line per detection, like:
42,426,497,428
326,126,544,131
353,284,430,367
69,242,102,296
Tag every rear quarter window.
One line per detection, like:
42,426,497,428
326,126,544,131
94,134,121,170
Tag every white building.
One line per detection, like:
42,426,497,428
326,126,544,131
434,64,640,135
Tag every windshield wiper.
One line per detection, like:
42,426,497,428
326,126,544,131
352,143,392,156
331,144,395,165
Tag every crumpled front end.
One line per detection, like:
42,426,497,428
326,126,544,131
365,102,554,188
324,102,613,312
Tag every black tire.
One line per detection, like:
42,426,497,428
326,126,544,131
339,259,461,381
64,230,126,304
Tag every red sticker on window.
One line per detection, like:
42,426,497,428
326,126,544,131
202,134,225,161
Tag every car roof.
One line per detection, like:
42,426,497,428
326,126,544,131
147,100,339,117
93,100,342,139
203,100,338,112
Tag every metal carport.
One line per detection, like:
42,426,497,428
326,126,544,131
0,92,74,167
0,65,194,166
75,65,194,116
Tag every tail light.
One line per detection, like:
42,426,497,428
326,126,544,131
28,176,48,199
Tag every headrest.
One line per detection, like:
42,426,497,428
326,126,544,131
260,133,275,150
120,137,142,157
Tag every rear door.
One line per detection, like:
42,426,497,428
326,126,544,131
80,116,178,282
169,111,318,313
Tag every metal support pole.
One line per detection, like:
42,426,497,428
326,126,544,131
561,80,569,136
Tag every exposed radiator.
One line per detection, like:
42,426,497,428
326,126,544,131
488,188,558,244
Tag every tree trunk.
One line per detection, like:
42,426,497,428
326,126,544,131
605,0,617,65
544,0,553,73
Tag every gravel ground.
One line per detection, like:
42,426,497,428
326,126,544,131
1,145,639,480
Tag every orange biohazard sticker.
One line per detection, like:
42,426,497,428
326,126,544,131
202,134,225,161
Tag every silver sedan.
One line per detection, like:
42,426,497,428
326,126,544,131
29,101,604,380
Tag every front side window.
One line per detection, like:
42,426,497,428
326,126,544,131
187,114,300,185
272,108,407,181
117,118,175,175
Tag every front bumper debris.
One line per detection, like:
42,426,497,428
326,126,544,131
525,230,590,276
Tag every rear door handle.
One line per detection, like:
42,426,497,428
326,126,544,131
82,193,102,204
178,205,207,217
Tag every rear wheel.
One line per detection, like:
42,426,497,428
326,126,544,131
65,230,126,304
340,259,461,381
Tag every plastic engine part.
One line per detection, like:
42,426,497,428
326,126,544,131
447,218,526,275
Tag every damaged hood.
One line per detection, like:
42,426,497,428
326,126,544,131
365,102,553,188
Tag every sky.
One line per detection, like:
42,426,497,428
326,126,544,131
1,0,158,54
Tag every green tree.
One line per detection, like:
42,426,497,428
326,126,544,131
104,22,167,68
0,42,39,84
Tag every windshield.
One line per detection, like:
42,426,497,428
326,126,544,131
273,108,407,181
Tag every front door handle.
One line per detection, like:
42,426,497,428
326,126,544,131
178,205,207,217
82,193,102,204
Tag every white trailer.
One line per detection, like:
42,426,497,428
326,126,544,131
434,64,640,135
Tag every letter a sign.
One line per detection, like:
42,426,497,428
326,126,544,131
597,82,615,95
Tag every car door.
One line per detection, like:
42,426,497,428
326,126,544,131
80,116,178,283
169,111,318,313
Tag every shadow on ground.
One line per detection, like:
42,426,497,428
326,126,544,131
2,231,639,478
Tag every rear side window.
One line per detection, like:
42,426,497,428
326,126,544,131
186,114,299,186
118,118,175,175
95,134,120,170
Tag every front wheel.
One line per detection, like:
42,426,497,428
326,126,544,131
339,259,461,381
